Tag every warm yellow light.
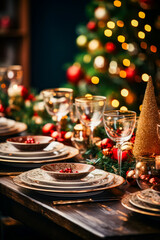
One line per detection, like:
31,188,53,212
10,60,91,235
109,61,118,74
138,11,145,19
121,88,129,97
139,105,142,111
83,54,91,63
85,94,92,98
111,99,119,108
150,45,157,53
128,43,135,52
138,31,145,39
131,19,139,27
88,39,101,51
120,106,128,111
140,42,147,49
119,70,127,78
76,35,87,47
114,0,121,7
91,76,99,84
107,21,115,29
117,20,124,27
144,24,151,32
142,73,149,82
117,35,125,43
94,56,106,70
122,43,128,50
123,59,131,67
104,29,112,37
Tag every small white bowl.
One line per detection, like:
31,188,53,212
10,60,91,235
7,135,53,151
41,162,95,180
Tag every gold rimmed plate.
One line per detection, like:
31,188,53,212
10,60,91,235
137,189,160,207
129,192,160,213
121,193,160,218
13,172,124,197
0,142,64,157
0,146,79,167
19,170,115,190
27,168,108,186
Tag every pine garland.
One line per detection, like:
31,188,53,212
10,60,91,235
83,144,135,179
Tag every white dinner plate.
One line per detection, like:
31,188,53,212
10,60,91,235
121,193,160,218
13,173,124,197
0,141,64,157
129,192,160,213
20,170,114,190
28,168,109,186
0,146,79,167
137,189,160,207
0,148,69,161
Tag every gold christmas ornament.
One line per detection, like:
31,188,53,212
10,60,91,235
94,6,108,21
133,77,160,156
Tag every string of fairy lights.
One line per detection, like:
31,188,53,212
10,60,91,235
75,0,159,111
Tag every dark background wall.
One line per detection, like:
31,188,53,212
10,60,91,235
30,0,88,91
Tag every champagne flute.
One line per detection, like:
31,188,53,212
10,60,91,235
42,88,73,141
103,110,136,175
75,95,106,145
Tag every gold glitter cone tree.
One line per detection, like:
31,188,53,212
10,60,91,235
133,77,160,157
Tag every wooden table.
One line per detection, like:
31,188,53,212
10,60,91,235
0,176,160,240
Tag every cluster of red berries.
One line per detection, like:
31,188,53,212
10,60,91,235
59,168,78,173
24,137,37,144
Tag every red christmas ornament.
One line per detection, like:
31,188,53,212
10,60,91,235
66,65,83,84
26,93,35,101
105,42,116,53
87,21,97,31
20,86,28,98
112,148,130,161
0,104,5,113
42,123,55,135
101,138,114,149
125,67,136,81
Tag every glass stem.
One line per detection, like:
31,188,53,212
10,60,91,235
117,143,122,176
56,117,62,140
89,127,94,146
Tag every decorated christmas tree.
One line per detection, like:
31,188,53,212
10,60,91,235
64,0,160,112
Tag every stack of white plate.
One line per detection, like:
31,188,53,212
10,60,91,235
0,117,27,136
0,141,79,167
121,188,160,218
13,168,125,197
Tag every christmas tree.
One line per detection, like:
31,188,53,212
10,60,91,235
64,0,160,112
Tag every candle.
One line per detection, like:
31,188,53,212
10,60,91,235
155,156,160,170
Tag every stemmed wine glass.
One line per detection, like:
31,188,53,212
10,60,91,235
75,95,106,145
42,88,73,141
103,110,136,175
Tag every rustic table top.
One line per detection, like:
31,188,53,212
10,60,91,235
0,176,160,240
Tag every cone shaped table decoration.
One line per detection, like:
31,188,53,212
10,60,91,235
133,77,160,157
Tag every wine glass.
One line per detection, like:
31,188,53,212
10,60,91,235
75,95,106,145
103,110,136,175
42,88,73,141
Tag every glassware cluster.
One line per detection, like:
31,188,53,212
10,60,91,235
42,87,137,176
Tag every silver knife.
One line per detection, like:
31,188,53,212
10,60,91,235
53,198,119,205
